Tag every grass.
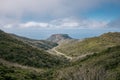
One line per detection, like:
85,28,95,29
54,45,120,80
57,32,120,57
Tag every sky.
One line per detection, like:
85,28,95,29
0,0,120,39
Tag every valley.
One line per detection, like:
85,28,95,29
0,0,120,80
0,29,120,80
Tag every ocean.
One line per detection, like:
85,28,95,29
3,28,120,40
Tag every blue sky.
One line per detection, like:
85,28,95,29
0,0,120,39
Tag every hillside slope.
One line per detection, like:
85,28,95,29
56,32,120,57
42,45,120,80
10,34,58,50
1,42,120,80
1,30,120,80
0,30,69,68
54,45,120,80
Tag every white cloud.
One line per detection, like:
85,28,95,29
20,22,49,28
51,18,108,29
3,24,13,29
0,0,119,26
50,18,80,28
2,18,108,29
61,22,79,27
82,19,108,28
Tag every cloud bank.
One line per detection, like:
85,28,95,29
0,0,120,29
3,18,108,29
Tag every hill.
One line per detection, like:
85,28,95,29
54,45,120,80
0,30,120,80
0,30,69,68
56,32,120,57
1,41,120,80
10,34,58,50
46,34,72,43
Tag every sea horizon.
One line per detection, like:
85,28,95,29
1,28,120,40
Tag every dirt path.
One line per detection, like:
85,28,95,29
48,47,94,62
47,47,72,60
53,48,73,60
72,53,94,61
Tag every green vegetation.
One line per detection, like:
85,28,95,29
0,63,42,80
0,61,58,80
54,45,120,80
0,45,120,80
0,30,120,80
57,32,120,57
0,30,69,68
